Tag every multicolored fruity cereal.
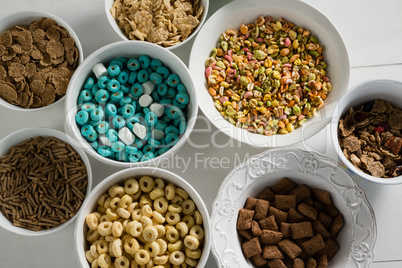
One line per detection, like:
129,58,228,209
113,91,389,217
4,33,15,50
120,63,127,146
205,16,331,136
75,55,190,163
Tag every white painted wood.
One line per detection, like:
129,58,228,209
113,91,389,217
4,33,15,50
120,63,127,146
0,0,401,267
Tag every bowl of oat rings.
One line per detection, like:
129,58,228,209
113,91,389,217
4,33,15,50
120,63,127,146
189,0,350,147
0,11,83,111
0,127,92,236
74,167,211,268
65,41,198,167
104,0,208,50
211,148,377,267
330,79,402,184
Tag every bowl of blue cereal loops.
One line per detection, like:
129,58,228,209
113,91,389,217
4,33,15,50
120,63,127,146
65,41,198,167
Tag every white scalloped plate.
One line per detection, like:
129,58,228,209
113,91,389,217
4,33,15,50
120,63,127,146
211,148,376,267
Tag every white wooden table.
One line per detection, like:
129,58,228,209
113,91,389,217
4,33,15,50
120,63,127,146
0,0,401,267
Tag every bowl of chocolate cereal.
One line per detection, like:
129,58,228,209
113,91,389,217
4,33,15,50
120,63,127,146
330,79,402,184
0,11,83,111
104,0,208,50
189,0,350,147
0,127,92,236
74,167,211,268
211,148,377,267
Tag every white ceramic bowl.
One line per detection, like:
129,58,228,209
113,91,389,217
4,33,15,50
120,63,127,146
211,148,376,267
189,0,350,147
0,10,84,111
64,41,198,168
104,0,209,50
74,167,211,267
330,79,402,184
0,127,92,236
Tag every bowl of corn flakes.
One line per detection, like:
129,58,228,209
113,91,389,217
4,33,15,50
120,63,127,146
0,11,83,111
74,167,211,268
189,0,350,147
105,0,208,50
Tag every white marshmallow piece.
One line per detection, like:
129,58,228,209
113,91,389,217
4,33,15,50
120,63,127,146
133,123,147,139
142,81,156,95
92,63,108,79
99,134,112,147
118,127,135,145
139,94,153,107
149,103,165,117
151,129,165,140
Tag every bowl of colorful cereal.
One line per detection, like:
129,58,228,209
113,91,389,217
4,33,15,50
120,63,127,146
189,0,350,147
211,148,376,267
74,167,210,267
65,41,197,167
0,127,92,236
0,11,83,111
105,0,208,50
330,79,402,184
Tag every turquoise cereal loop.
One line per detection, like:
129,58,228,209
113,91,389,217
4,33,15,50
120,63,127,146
166,105,181,120
95,89,110,103
91,84,99,96
128,154,140,163
148,138,160,148
121,104,135,118
106,129,119,142
173,99,186,110
90,106,104,121
177,83,187,93
157,146,170,156
142,144,155,153
130,83,143,99
127,58,140,71
119,96,132,106
111,141,126,153
121,84,130,94
109,59,124,70
156,66,170,79
150,72,163,85
81,102,96,112
86,130,98,142
132,138,144,149
116,57,128,63
107,79,121,92
145,112,158,127
112,115,126,129
165,125,179,135
137,69,149,83
166,74,180,87
151,91,160,102
161,115,172,123
157,83,168,96
139,55,151,69
80,89,93,102
98,76,109,89
159,99,173,106
128,71,138,84
166,88,177,99
89,119,102,127
118,71,129,84
91,141,99,150
84,77,95,89
155,120,167,130
143,107,150,115
179,120,187,135
77,96,85,106
81,124,94,137
175,92,189,105
96,121,109,134
75,110,89,125
106,103,117,116
141,152,155,162
151,58,163,70
110,91,124,102
165,132,179,146
97,146,114,157
108,64,121,77
125,145,138,154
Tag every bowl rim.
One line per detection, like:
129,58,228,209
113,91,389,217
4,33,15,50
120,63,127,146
330,78,402,184
74,166,211,267
103,0,210,51
210,147,377,267
64,40,198,168
189,0,350,148
0,127,92,236
0,10,84,112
